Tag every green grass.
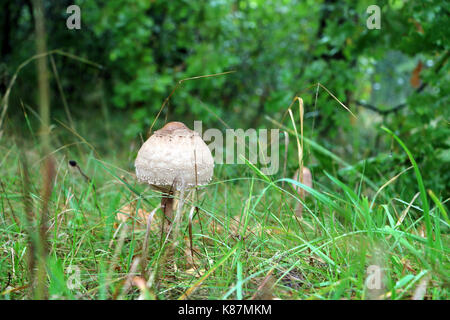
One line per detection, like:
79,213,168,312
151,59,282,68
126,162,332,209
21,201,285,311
0,114,448,300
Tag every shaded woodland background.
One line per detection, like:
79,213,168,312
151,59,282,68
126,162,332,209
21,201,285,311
0,0,449,197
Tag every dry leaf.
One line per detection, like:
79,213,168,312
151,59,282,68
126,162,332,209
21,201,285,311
410,60,423,89
291,167,313,218
400,258,415,273
251,273,276,300
115,202,160,231
184,267,206,278
412,274,430,300
308,255,327,268
409,18,424,34
417,223,426,238
292,167,313,195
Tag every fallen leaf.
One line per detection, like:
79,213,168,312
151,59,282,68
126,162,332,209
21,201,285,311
417,223,426,238
410,61,423,89
115,202,160,231
251,273,276,300
400,258,415,273
409,18,424,34
184,267,206,278
292,167,313,195
291,167,313,218
412,274,430,300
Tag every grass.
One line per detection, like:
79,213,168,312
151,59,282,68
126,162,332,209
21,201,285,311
0,110,448,300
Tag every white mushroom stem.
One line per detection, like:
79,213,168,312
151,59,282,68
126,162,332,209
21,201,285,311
161,188,184,237
161,192,175,231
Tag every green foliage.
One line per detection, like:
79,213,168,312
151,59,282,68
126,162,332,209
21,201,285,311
81,1,446,195
0,1,448,225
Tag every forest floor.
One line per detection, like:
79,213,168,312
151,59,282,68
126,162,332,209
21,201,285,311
0,111,448,300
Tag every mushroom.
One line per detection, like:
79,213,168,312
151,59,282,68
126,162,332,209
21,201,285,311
292,167,312,218
135,121,214,229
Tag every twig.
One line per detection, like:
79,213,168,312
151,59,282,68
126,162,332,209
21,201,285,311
355,84,425,115
68,160,102,216
0,179,19,225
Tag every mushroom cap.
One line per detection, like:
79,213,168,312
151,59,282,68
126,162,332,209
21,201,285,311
135,121,214,192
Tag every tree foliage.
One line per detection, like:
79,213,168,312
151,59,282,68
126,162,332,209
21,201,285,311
0,0,448,196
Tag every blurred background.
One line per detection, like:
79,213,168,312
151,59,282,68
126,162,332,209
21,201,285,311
0,0,449,197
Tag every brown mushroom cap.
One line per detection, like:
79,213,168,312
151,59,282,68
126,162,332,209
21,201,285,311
135,121,214,191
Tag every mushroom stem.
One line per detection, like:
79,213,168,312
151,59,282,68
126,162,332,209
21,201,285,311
161,193,174,230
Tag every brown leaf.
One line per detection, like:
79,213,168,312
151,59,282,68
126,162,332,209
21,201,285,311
409,18,424,34
292,167,313,195
401,258,415,273
417,223,426,238
412,274,430,300
115,203,160,231
291,167,313,218
410,61,423,89
132,276,147,291
251,275,276,300
184,267,206,278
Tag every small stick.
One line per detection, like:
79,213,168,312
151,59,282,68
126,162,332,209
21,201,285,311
69,160,91,183
0,179,19,225
68,160,102,216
